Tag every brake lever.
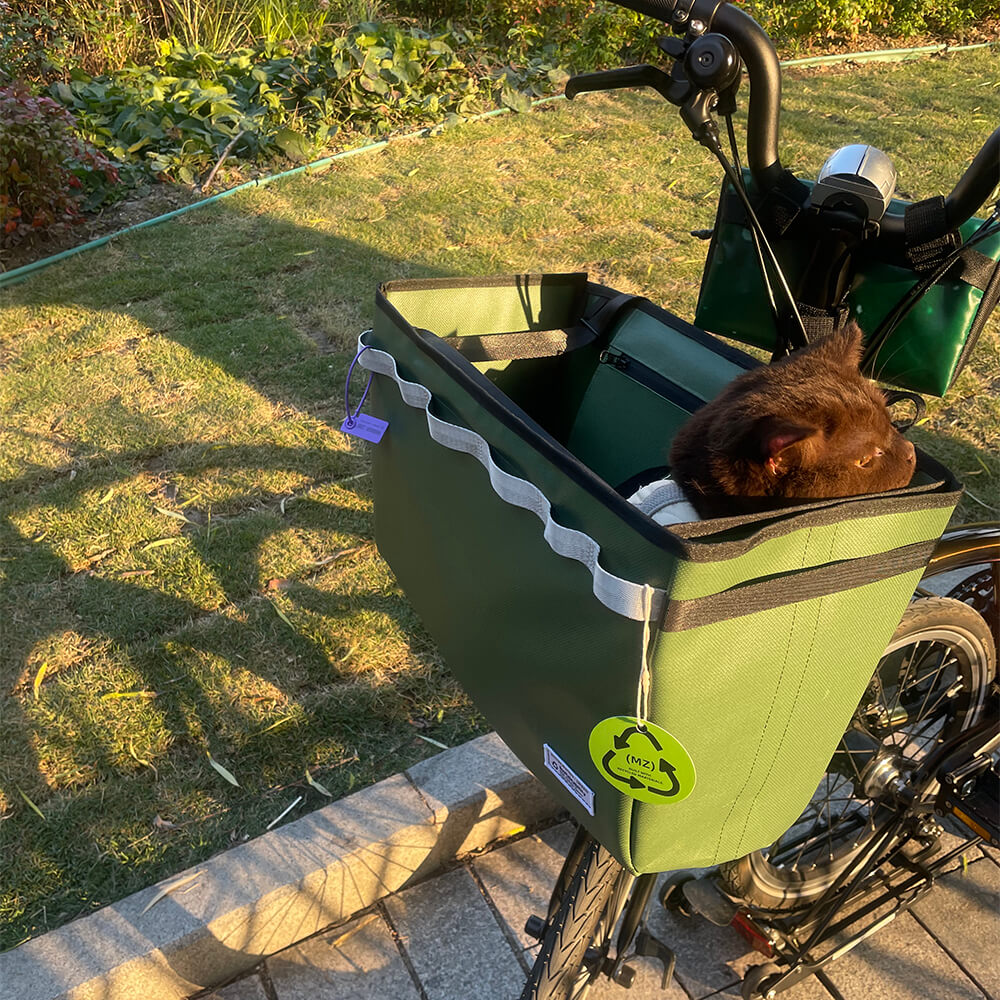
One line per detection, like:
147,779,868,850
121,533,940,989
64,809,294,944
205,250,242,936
565,64,689,106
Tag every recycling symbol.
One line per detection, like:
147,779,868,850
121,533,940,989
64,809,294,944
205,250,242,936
589,717,695,805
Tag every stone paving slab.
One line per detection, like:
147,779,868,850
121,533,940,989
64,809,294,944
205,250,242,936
910,858,1000,998
267,913,421,1000
204,974,269,1000
384,865,526,1000
0,733,556,1000
823,910,985,1000
407,732,556,865
473,822,576,950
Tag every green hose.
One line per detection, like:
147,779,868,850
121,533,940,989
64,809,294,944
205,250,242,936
0,42,993,291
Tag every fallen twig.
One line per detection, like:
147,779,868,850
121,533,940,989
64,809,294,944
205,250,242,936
201,131,246,194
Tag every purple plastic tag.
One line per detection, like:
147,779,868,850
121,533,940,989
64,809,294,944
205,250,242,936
341,413,388,443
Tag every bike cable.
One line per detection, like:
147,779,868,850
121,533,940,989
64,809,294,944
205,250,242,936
861,204,1000,372
724,113,788,358
702,123,810,350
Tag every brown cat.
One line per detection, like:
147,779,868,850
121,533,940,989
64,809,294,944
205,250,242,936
667,322,916,520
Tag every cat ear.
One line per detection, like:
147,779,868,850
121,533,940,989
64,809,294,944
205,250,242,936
754,417,816,475
811,322,864,370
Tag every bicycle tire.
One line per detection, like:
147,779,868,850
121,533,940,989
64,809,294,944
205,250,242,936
920,523,999,637
719,595,996,910
520,834,629,1000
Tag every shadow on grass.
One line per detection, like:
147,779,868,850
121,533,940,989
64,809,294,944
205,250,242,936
0,198,480,948
2,183,996,958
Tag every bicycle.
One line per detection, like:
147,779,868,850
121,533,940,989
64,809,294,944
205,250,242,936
511,2,999,998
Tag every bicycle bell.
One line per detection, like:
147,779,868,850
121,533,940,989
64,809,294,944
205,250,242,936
810,144,897,223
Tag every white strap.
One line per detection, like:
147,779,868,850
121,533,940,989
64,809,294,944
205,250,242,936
358,335,667,623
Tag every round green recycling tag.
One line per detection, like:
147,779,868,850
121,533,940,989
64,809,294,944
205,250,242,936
589,716,696,804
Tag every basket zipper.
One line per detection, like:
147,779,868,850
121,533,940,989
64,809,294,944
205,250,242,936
598,348,705,413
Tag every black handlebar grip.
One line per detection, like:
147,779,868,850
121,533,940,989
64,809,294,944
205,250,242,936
606,0,784,188
944,126,1000,230
880,126,1000,240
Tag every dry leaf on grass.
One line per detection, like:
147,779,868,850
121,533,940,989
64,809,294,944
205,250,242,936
32,662,48,701
17,787,45,820
305,769,333,797
206,752,240,787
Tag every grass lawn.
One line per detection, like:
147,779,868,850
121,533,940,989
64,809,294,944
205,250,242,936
1,48,998,950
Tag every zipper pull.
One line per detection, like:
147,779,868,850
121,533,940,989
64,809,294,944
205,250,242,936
599,348,630,372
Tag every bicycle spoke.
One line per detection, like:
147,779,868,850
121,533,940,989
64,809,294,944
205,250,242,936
888,640,924,718
914,653,952,721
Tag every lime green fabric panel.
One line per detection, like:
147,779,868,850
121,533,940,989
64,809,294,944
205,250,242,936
669,505,952,601
627,567,924,872
383,275,584,339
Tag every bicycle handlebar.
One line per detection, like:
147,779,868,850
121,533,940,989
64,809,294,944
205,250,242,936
609,0,784,190
604,0,1000,237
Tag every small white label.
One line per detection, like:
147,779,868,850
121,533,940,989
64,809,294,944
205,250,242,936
543,744,595,816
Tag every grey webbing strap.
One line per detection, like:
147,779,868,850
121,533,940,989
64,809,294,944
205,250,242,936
448,291,645,363
965,254,1000,347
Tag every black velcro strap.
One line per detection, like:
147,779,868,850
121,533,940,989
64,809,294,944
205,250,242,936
953,248,999,292
720,169,811,238
450,291,645,363
761,169,812,237
450,328,582,362
905,196,962,274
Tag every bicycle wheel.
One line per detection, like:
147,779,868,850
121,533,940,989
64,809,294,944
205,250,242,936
719,595,996,910
521,833,631,1000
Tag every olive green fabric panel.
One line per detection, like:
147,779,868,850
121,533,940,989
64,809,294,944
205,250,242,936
563,308,746,488
381,273,587,340
668,504,954,601
609,309,749,402
628,567,925,872
565,364,690,488
369,373,642,863
371,304,686,589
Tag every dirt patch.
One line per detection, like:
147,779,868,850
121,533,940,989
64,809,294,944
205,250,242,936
1,184,199,275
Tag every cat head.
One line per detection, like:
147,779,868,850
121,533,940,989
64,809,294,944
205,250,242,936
668,323,917,518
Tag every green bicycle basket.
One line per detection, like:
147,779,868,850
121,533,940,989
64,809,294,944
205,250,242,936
357,272,961,875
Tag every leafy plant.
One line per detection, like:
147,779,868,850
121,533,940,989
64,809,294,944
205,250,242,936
52,24,490,184
0,1,69,84
0,84,119,245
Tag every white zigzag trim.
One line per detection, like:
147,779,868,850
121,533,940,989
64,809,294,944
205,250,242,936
357,334,666,622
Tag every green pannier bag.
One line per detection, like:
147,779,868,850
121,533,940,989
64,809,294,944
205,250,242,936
695,173,1000,397
356,272,961,875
